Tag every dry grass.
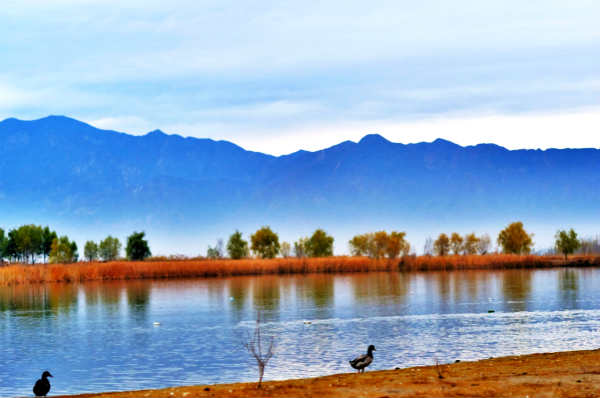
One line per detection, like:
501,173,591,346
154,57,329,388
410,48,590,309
0,254,598,286
399,253,600,271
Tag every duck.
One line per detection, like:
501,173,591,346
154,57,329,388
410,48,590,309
33,371,53,397
349,345,376,373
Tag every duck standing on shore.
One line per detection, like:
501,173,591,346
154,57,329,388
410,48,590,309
33,371,53,396
349,345,376,373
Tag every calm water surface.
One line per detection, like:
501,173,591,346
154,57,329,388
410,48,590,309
1,268,600,396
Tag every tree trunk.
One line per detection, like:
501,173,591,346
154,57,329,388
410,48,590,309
258,363,264,388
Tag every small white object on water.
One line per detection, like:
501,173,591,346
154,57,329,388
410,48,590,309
229,297,235,301
153,322,161,326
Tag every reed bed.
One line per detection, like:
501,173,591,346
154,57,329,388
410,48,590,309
399,253,600,271
0,254,598,286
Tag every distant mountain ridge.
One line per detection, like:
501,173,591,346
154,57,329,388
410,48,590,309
1,115,599,253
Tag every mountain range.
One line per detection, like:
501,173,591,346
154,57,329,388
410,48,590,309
1,115,599,254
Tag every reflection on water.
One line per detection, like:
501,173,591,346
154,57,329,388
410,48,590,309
559,269,579,308
297,275,334,308
0,283,79,317
253,276,280,312
2,268,600,396
501,270,532,312
351,272,409,305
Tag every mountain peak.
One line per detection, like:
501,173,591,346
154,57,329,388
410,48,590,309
0,115,98,132
358,133,391,145
146,129,167,136
39,115,90,126
431,138,459,147
41,114,75,121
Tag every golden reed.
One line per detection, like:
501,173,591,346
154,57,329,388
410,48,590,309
0,255,598,286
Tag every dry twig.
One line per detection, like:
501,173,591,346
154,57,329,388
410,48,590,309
242,312,274,388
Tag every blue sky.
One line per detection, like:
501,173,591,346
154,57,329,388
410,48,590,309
2,0,600,155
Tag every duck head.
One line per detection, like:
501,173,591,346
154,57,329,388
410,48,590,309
368,345,376,353
42,371,53,379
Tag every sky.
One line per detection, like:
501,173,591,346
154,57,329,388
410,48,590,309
1,0,600,155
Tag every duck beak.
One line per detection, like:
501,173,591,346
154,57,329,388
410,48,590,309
49,373,53,378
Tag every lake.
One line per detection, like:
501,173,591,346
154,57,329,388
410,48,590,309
1,268,600,396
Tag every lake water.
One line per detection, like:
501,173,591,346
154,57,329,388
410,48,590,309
1,268,600,396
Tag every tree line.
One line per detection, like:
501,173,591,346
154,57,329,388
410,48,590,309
216,222,591,260
0,221,595,264
208,227,335,260
0,225,151,264
421,222,583,260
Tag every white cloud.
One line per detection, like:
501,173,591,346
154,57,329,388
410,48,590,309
4,1,600,81
2,1,600,155
0,82,42,108
89,116,155,134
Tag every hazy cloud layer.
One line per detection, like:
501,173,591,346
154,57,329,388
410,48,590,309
2,1,600,153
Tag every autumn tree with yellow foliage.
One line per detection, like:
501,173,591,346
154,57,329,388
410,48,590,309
497,222,534,254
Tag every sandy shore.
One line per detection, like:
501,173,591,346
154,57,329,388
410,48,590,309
58,349,600,398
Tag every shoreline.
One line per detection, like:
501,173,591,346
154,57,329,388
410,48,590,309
57,349,600,397
1,255,599,286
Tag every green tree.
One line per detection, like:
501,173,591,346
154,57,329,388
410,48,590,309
349,234,370,256
0,228,6,261
99,236,121,261
463,233,479,255
5,229,18,261
84,241,99,262
305,229,334,257
41,226,57,263
555,229,581,260
497,222,534,254
227,230,249,259
434,233,450,256
126,231,151,261
12,224,44,263
70,241,79,262
49,236,77,263
450,232,463,255
251,226,280,259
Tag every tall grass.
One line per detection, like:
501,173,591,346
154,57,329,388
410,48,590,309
0,254,598,286
399,253,600,271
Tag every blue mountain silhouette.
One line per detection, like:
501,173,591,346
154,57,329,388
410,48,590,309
1,115,598,252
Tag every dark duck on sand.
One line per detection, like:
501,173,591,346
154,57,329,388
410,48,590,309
349,344,376,373
33,371,52,397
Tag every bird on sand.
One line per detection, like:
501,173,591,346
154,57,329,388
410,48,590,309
349,344,376,373
33,371,53,397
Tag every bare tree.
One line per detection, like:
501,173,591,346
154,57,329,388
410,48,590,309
242,312,274,388
477,233,491,255
423,237,434,256
578,235,600,255
280,241,291,258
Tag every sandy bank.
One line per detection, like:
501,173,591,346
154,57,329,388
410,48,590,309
60,349,600,397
